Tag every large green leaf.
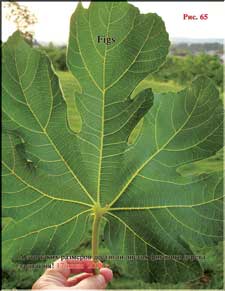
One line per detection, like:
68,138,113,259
2,1,223,284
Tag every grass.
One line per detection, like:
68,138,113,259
144,79,182,92
56,71,81,132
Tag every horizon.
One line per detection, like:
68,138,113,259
31,37,224,46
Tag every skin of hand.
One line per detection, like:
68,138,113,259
32,259,113,289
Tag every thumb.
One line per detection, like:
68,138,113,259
73,274,107,289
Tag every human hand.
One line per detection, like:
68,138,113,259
32,259,113,289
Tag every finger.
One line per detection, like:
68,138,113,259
44,259,70,278
72,274,107,290
65,259,103,274
45,259,103,278
66,273,93,286
67,267,113,288
100,268,113,282
34,259,69,288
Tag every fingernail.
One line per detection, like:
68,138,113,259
96,274,106,285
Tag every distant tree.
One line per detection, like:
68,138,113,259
39,43,68,71
152,54,223,92
4,1,37,43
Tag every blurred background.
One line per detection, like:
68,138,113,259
1,1,224,289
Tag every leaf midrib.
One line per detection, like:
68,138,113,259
96,8,156,204
97,3,113,204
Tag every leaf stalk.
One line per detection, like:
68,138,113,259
91,203,108,274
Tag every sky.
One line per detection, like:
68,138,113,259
2,1,224,44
